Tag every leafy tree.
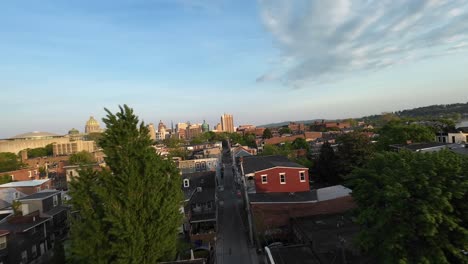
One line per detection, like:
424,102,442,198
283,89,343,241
262,128,273,139
68,105,183,263
0,174,12,184
0,152,23,172
351,150,468,263
377,121,435,150
163,137,185,148
26,147,48,158
336,132,374,178
69,151,95,165
292,137,309,151
85,132,104,146
316,142,340,184
45,144,54,156
278,127,292,135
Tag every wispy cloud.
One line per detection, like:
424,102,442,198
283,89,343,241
258,0,468,87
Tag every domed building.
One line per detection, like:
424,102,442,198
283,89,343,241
0,131,70,154
85,116,102,134
202,120,210,133
68,128,82,141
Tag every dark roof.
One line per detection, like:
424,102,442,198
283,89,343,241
242,155,306,174
249,191,317,204
0,199,11,210
269,245,320,264
451,146,468,156
181,171,216,201
190,187,215,204
18,190,60,201
44,206,68,217
160,259,206,264
293,213,359,255
190,212,216,223
0,217,50,233
457,126,468,133
391,142,449,151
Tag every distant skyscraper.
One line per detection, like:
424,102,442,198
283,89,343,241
85,116,102,134
221,114,234,132
202,120,209,133
147,123,156,141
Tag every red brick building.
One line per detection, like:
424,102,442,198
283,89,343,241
0,179,52,195
241,155,309,193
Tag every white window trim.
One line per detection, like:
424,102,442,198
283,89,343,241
299,171,306,182
183,179,190,188
279,173,286,184
261,174,268,184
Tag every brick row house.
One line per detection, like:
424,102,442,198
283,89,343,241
181,171,217,249
0,190,69,264
238,155,355,237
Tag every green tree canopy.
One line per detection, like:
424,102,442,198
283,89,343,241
336,132,374,178
68,105,183,263
26,147,48,158
69,151,95,165
377,121,435,150
262,128,273,139
0,152,23,173
351,150,468,263
292,137,309,151
278,127,292,135
316,142,340,184
0,174,12,184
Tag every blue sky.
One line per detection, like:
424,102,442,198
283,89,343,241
1,0,468,138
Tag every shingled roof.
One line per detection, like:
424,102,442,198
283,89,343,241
241,155,306,175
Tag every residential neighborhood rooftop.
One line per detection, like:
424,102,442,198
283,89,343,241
18,190,60,201
249,190,317,204
241,155,306,174
0,179,50,188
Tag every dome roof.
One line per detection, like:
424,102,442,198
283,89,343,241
10,131,62,139
86,116,100,126
68,128,80,135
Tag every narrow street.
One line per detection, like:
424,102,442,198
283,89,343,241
215,147,257,264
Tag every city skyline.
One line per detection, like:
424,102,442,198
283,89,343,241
1,0,468,137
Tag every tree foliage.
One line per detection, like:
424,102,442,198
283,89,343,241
351,150,468,263
316,142,340,184
68,105,183,263
278,127,292,135
262,128,273,139
0,174,12,184
69,151,95,165
377,121,435,150
0,152,23,173
336,132,374,178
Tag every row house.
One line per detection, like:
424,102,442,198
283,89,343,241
177,158,219,175
181,171,217,248
0,180,51,196
0,190,69,264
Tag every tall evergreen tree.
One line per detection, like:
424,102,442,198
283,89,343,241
69,105,183,263
351,150,468,263
316,142,340,184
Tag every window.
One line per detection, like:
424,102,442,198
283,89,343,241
31,245,37,258
14,192,19,199
183,179,190,188
279,173,286,184
36,187,41,192
0,236,6,249
299,171,306,182
261,175,268,184
21,251,27,263
53,195,58,207
28,171,32,177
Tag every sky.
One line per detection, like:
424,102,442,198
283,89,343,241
1,0,468,138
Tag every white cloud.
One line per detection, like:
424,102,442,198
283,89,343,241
258,0,468,87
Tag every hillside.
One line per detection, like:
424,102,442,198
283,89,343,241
396,102,468,118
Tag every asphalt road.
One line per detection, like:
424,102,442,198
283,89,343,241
215,150,257,264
